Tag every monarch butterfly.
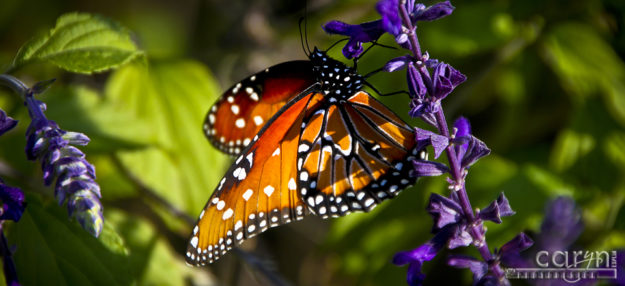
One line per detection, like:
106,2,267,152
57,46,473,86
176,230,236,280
186,45,422,266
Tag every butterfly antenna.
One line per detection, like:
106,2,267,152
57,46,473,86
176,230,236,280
304,3,312,54
299,17,309,57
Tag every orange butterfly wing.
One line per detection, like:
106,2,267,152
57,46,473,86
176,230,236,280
203,61,316,155
187,90,324,265
297,91,421,217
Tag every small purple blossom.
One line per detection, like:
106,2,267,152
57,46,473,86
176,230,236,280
431,63,466,100
0,180,25,222
392,231,447,286
412,160,449,177
24,91,103,237
478,193,515,224
323,20,385,59
0,109,18,136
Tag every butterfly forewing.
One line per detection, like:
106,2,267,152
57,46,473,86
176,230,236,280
204,61,316,156
187,90,324,266
296,91,420,217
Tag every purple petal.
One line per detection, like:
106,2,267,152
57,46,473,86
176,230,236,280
479,193,515,224
414,127,449,159
407,64,426,99
499,232,534,267
412,159,449,177
323,20,385,59
0,109,18,136
413,1,455,22
447,255,488,283
0,181,25,222
384,56,412,72
453,116,471,157
376,0,402,36
460,135,491,168
426,193,464,230
393,240,443,286
432,62,466,100
448,225,473,249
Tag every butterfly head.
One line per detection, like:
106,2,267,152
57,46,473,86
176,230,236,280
310,47,363,99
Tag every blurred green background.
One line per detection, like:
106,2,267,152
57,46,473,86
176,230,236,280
1,0,624,285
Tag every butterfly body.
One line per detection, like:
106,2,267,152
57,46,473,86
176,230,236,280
187,47,420,266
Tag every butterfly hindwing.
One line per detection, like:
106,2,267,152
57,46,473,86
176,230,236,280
187,89,324,265
296,91,420,217
203,61,316,156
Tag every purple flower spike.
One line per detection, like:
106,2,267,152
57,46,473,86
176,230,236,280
0,180,25,222
432,63,466,100
323,20,385,59
23,91,103,237
447,255,488,283
0,109,18,136
376,0,402,36
426,193,463,230
479,193,515,224
412,1,455,22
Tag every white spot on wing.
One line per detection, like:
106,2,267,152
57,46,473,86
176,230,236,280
272,147,280,156
235,118,245,128
264,185,275,197
231,105,240,115
190,236,198,248
222,208,233,220
243,189,253,201
288,178,296,190
254,116,264,126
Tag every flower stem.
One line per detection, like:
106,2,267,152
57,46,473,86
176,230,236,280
0,74,28,100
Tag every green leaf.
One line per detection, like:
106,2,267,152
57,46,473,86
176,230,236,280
605,132,625,171
550,129,596,171
7,194,132,286
102,60,228,213
11,12,143,74
524,164,575,196
542,22,625,126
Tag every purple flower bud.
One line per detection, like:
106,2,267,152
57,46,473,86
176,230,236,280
376,0,402,36
460,135,491,168
67,189,103,237
407,64,427,99
384,56,413,72
447,255,488,283
479,193,515,224
0,109,18,136
414,127,448,159
412,1,455,22
0,180,25,222
412,159,449,177
426,193,463,230
432,62,466,100
323,20,385,59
